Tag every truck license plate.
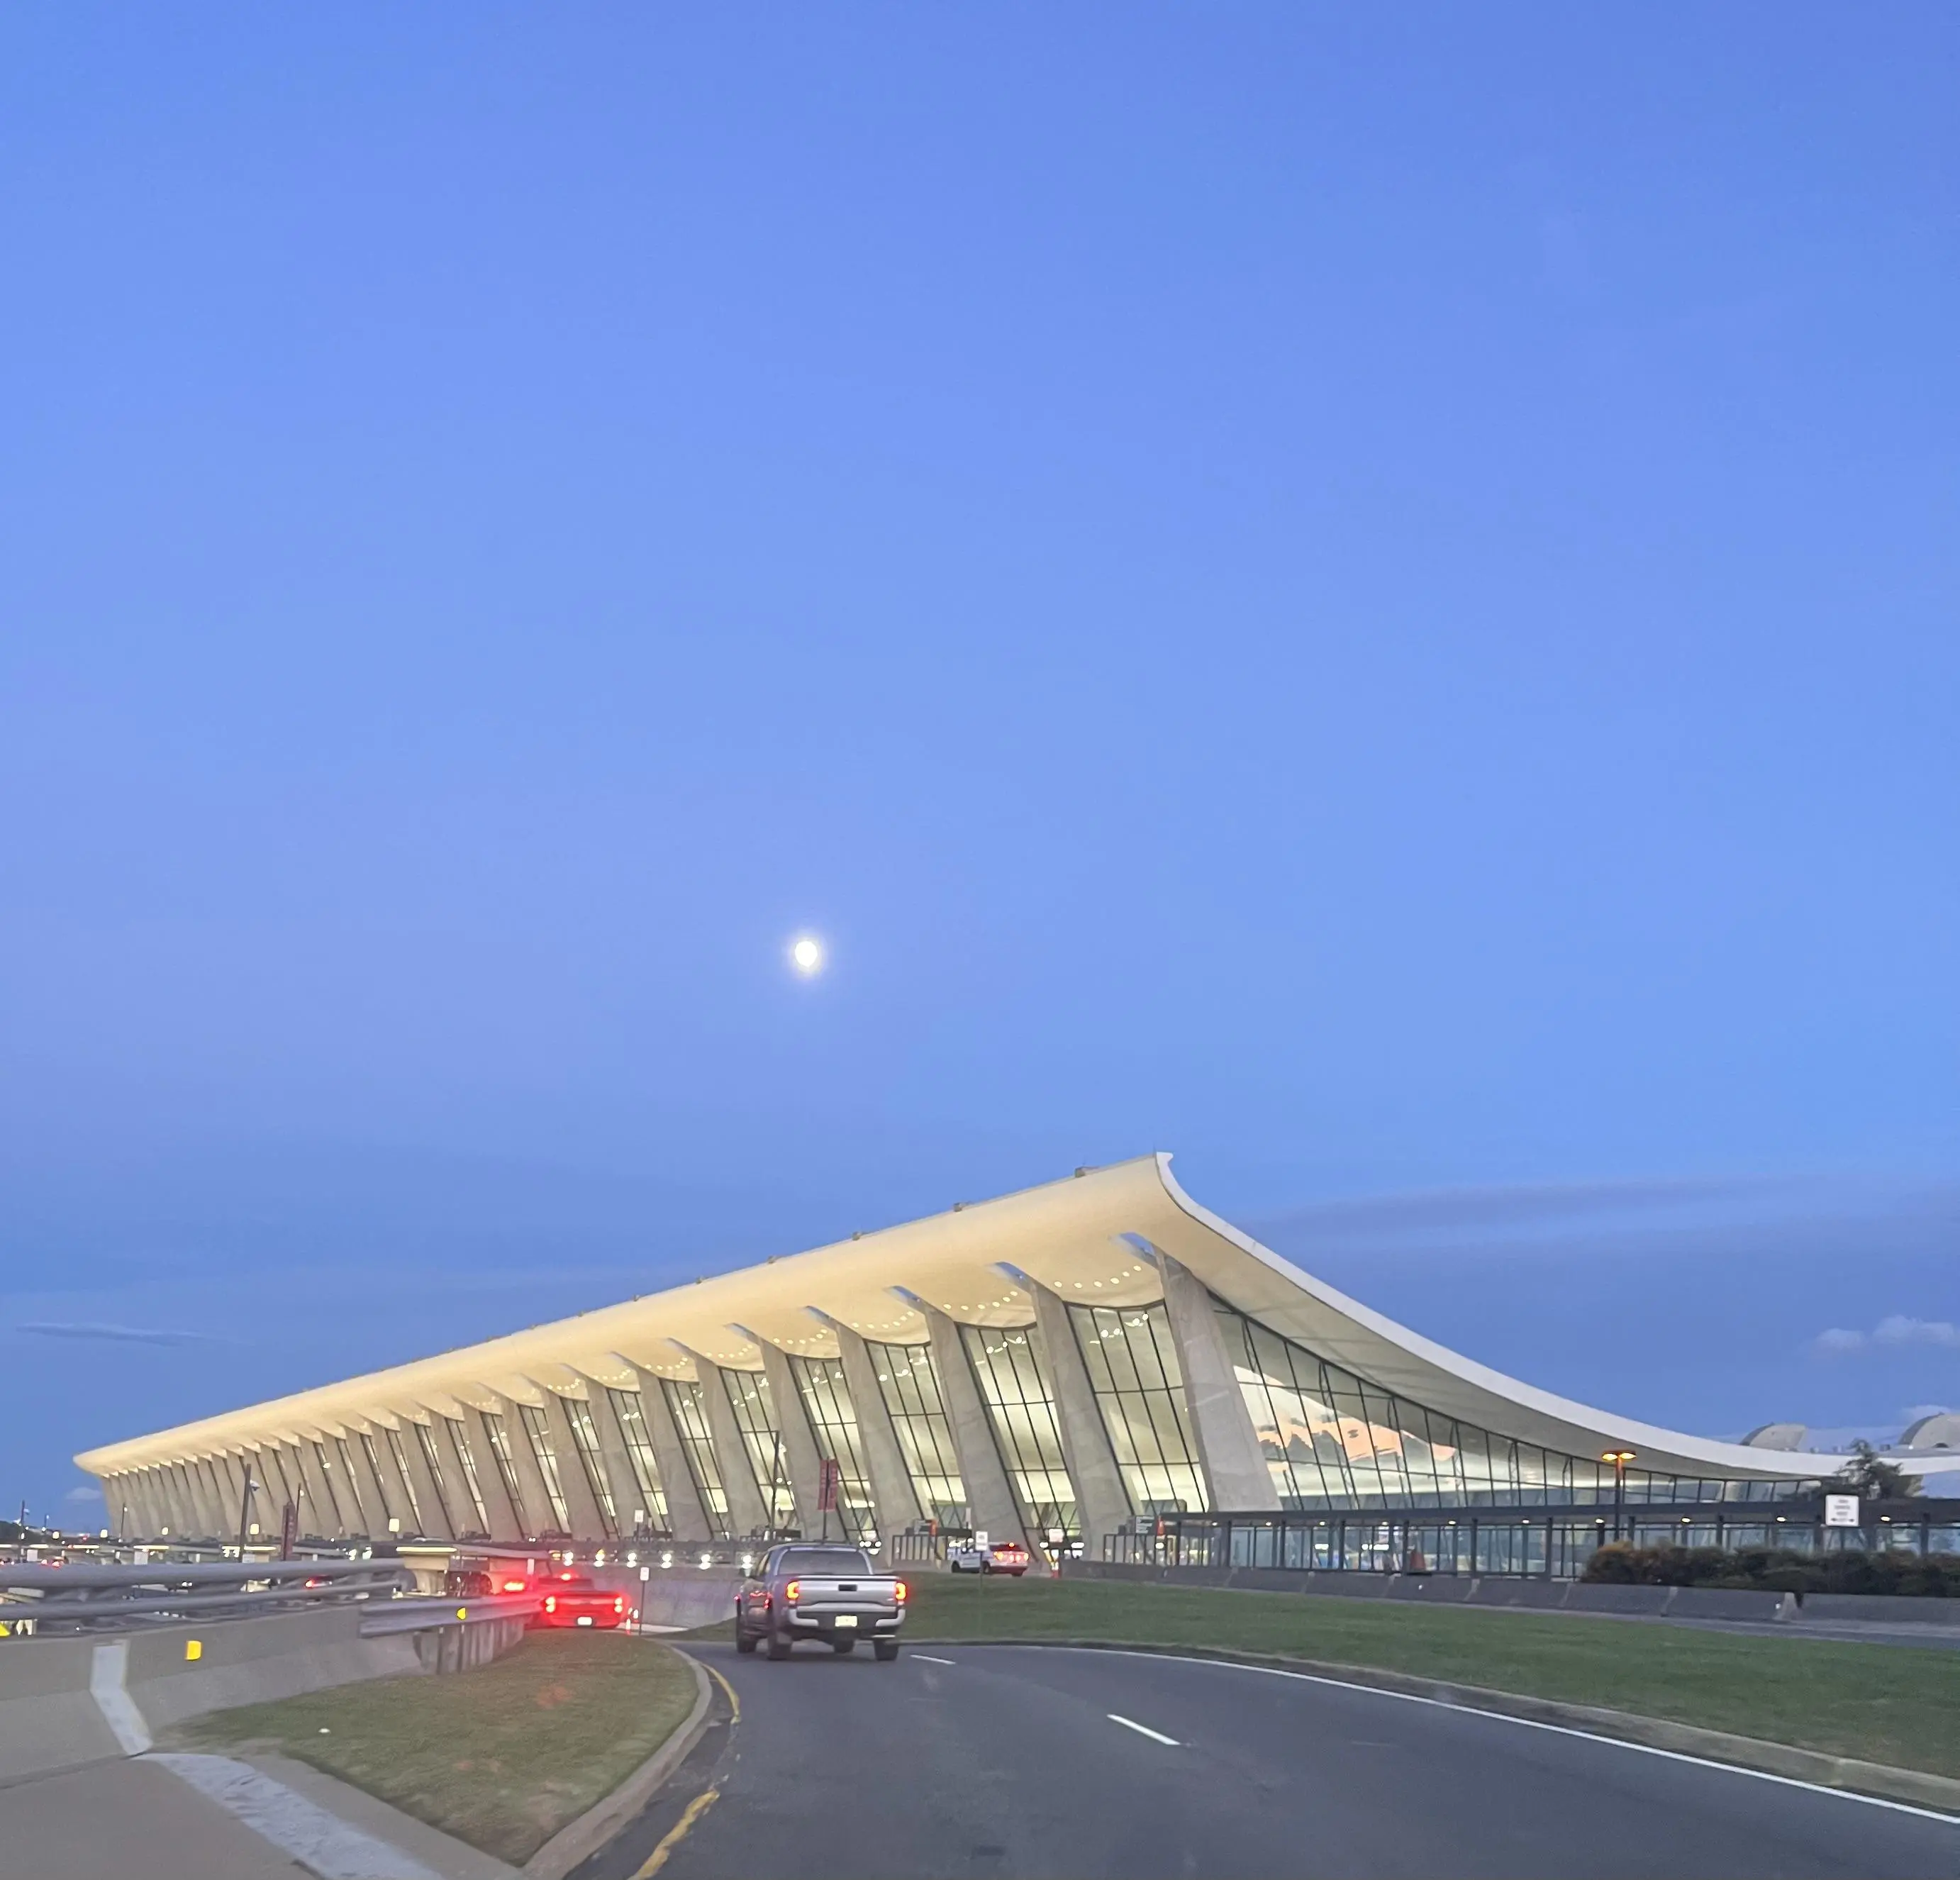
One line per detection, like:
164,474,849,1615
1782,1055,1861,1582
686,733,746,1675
833,1615,857,1627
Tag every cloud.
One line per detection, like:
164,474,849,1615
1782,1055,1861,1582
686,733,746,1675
1813,1316,1960,1357
16,1321,216,1347
64,1484,102,1503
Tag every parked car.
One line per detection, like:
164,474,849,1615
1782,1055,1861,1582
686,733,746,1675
947,1539,1030,1575
532,1571,628,1629
735,1544,907,1660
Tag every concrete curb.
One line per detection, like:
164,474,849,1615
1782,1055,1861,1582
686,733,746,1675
950,1637,1960,1817
521,1652,713,1880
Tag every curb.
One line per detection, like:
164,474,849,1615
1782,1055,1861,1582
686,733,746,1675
942,1637,1960,1817
521,1653,714,1880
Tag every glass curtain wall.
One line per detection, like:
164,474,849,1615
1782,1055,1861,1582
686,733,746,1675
605,1389,670,1532
958,1325,1079,1540
309,1441,345,1529
356,1434,395,1528
788,1355,877,1545
334,1437,370,1530
866,1341,967,1526
721,1369,797,1532
386,1427,429,1532
518,1404,573,1532
562,1398,619,1536
439,1418,491,1534
659,1379,732,1537
1068,1303,1208,1515
478,1412,530,1531
1214,1302,1815,1511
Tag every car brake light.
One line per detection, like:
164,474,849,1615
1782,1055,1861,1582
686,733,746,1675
501,1579,527,1593
545,1595,557,1612
784,1579,800,1603
894,1579,908,1603
614,1596,625,1613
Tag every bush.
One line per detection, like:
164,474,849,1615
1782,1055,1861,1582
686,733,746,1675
1582,1542,1960,1596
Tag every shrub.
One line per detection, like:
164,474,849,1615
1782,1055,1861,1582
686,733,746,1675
1581,1542,1960,1596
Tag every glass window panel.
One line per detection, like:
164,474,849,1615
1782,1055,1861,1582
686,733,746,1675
605,1389,670,1532
478,1412,530,1532
720,1368,796,1533
1068,1303,1208,1517
867,1341,967,1526
959,1324,1079,1540
789,1355,879,1545
386,1427,428,1532
563,1397,618,1536
440,1418,491,1534
357,1434,394,1525
659,1378,732,1537
518,1403,572,1532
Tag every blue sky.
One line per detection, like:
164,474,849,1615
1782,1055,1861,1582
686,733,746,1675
3,7,1955,1520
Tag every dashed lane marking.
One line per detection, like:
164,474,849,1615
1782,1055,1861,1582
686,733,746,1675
1108,1713,1180,1747
914,1654,957,1665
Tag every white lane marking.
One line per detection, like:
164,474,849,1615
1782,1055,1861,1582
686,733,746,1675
914,1654,957,1665
1024,1649,1959,1826
152,1754,440,1879
89,1640,153,1754
1108,1712,1180,1747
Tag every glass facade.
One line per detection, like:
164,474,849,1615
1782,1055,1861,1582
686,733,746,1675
562,1396,618,1535
789,1355,878,1544
440,1418,491,1534
660,1379,731,1537
310,1440,345,1528
867,1341,967,1526
386,1426,428,1532
334,1437,369,1529
1069,1302,1208,1515
722,1367,797,1532
357,1433,395,1526
1216,1301,1821,1511
605,1388,670,1532
959,1325,1078,1540
518,1403,573,1532
478,1411,530,1532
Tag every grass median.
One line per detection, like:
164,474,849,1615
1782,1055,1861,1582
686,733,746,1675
161,1631,699,1866
698,1572,1960,1781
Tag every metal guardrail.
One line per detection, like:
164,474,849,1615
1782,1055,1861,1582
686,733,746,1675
358,1591,538,1636
1,1558,413,1633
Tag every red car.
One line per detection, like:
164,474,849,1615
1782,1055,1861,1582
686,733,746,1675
533,1572,628,1630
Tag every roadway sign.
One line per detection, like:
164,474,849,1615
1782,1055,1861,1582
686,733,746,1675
1823,1494,1861,1528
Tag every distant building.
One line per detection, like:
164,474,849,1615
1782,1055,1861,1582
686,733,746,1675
81,1156,1858,1574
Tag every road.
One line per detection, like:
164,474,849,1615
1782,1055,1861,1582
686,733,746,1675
575,1642,1960,1880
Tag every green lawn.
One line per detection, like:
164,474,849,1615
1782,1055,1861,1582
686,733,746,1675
750,1573,1960,1780
163,1632,700,1865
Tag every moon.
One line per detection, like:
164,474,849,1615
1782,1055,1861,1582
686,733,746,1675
790,935,824,976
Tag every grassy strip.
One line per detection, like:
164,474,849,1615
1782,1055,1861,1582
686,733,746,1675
162,1632,699,1865
713,1574,1960,1779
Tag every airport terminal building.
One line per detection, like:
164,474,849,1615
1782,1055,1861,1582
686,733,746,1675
80,1157,1912,1578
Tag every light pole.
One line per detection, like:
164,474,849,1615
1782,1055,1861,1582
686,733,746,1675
1602,1451,1636,1545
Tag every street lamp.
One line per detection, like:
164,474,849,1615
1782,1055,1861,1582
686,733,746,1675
1602,1451,1636,1543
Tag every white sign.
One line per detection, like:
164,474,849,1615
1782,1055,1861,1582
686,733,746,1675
1823,1494,1861,1528
972,1530,989,1550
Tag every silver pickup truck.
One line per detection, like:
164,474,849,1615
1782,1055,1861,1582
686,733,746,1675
734,1543,908,1661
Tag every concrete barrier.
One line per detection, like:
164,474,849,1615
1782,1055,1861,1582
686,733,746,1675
0,1600,530,1784
1800,1591,1960,1626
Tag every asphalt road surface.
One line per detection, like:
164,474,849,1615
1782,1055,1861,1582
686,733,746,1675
575,1642,1960,1880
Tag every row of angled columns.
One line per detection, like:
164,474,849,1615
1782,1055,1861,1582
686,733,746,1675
99,1252,1281,1553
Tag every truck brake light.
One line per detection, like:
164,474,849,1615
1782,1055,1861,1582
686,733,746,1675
893,1579,908,1603
784,1579,801,1603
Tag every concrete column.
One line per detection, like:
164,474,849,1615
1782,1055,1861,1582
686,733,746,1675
540,1387,611,1540
445,1407,522,1541
385,1419,454,1541
578,1375,652,1536
1028,1284,1132,1547
239,1450,281,1542
269,1445,309,1532
185,1459,223,1537
629,1366,713,1541
128,1472,160,1539
692,1359,772,1537
831,1322,923,1540
343,1433,393,1536
756,1343,825,1533
153,1467,184,1534
169,1464,202,1535
1158,1252,1281,1511
211,1453,250,1544
111,1474,142,1539
922,1306,1032,1554
294,1439,340,1537
487,1394,558,1539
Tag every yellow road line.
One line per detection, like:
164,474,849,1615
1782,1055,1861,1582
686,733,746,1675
703,1660,740,1725
631,1787,719,1879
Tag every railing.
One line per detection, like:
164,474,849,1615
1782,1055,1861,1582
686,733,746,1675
0,1557,414,1635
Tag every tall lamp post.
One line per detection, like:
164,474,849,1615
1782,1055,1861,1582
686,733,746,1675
1602,1451,1636,1544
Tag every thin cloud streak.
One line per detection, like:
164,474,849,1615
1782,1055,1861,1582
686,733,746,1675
16,1321,217,1347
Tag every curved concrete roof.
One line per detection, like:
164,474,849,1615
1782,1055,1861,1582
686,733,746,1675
78,1153,1837,1484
